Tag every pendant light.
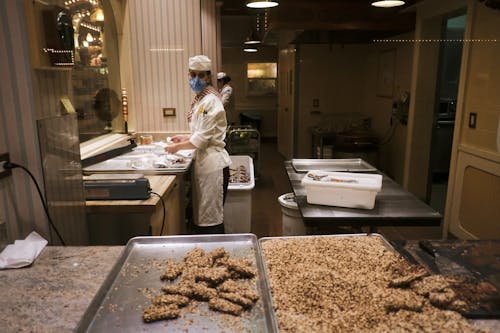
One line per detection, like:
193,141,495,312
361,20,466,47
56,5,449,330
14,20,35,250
244,30,261,45
244,13,262,45
371,0,405,8
243,47,258,53
246,0,279,9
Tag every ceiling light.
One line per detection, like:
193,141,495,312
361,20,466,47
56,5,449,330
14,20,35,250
246,0,279,9
243,47,258,53
244,30,261,45
371,0,405,8
86,33,94,42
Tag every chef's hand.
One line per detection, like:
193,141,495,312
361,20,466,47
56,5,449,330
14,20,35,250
170,134,189,143
165,143,179,154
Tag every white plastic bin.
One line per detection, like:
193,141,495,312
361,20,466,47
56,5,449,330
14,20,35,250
223,155,255,233
279,193,306,236
301,170,383,209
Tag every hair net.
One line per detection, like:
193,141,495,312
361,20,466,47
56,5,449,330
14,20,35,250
217,72,227,80
189,55,211,71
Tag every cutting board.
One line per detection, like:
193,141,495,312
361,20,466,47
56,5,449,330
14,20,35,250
395,240,500,318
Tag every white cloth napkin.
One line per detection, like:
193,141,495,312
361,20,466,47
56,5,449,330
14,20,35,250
0,231,48,269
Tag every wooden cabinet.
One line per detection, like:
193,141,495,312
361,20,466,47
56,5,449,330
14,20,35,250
86,175,183,245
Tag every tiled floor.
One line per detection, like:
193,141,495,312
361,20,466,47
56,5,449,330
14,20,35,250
247,138,444,241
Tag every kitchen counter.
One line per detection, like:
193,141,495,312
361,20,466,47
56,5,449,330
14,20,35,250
86,175,184,244
0,243,498,332
0,246,123,333
285,160,442,231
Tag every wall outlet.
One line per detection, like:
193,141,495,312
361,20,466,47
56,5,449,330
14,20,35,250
0,153,12,179
162,108,176,117
469,112,477,129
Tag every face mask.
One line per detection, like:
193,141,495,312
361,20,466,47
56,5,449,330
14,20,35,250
189,77,207,93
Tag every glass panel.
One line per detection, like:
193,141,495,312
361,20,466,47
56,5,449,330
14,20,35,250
35,0,122,143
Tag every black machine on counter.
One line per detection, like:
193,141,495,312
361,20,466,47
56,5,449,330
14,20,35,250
83,174,150,200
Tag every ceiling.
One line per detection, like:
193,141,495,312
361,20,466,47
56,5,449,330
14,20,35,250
220,0,421,46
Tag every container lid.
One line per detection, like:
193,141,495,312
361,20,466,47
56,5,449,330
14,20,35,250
278,193,298,210
302,170,383,191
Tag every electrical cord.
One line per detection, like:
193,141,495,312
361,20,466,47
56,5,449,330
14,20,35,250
4,162,66,246
377,115,399,146
150,191,166,236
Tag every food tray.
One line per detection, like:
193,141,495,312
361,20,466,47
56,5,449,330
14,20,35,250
302,171,383,209
292,158,377,173
82,151,192,175
259,233,394,252
76,234,278,333
228,155,255,191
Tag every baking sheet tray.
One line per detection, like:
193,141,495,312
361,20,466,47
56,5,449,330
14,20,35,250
292,158,377,173
76,234,278,333
82,153,192,175
403,240,500,318
258,234,396,281
259,233,394,252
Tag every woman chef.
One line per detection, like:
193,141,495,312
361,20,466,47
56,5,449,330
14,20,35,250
165,55,231,234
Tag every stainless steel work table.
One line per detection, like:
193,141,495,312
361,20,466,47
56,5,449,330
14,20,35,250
285,161,442,230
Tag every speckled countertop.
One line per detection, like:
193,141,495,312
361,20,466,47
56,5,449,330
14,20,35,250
0,246,123,333
0,245,498,333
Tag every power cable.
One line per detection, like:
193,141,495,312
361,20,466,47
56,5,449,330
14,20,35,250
377,115,399,146
150,191,166,236
4,162,66,246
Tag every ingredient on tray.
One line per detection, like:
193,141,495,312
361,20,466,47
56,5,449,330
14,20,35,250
229,165,249,183
142,247,259,323
142,304,180,322
261,236,486,333
307,172,357,183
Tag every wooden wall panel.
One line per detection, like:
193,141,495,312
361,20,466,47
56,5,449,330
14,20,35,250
449,150,500,239
0,0,50,241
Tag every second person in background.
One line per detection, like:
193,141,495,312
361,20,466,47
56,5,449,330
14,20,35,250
217,72,236,126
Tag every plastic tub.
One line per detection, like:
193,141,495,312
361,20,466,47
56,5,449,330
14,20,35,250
301,170,382,209
224,156,255,233
278,193,306,236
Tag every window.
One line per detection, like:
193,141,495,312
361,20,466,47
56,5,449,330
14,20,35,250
247,62,277,96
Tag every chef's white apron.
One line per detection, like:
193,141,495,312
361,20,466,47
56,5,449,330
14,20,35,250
188,91,230,227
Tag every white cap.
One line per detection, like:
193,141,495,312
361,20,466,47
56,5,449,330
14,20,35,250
217,72,227,80
189,55,211,71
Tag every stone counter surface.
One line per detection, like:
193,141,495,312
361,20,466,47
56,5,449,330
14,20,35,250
0,246,123,333
0,245,498,332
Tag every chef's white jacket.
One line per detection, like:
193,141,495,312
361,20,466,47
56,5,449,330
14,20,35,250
189,93,231,227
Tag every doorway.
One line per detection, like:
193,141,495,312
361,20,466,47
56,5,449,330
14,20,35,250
428,13,466,214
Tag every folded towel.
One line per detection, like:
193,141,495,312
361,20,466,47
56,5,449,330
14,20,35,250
0,231,48,269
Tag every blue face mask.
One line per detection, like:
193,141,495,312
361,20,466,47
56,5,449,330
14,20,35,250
189,77,207,93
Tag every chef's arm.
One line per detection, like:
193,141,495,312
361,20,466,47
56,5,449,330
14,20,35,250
165,140,195,154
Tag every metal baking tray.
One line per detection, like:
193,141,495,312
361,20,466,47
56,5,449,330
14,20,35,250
259,234,396,283
76,234,278,333
82,155,192,175
259,233,394,252
292,158,377,173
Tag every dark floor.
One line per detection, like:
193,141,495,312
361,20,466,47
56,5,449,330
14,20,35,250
248,138,443,240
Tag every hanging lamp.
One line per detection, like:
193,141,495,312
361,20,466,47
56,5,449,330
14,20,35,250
371,0,405,8
246,0,279,9
244,29,261,45
243,47,258,53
